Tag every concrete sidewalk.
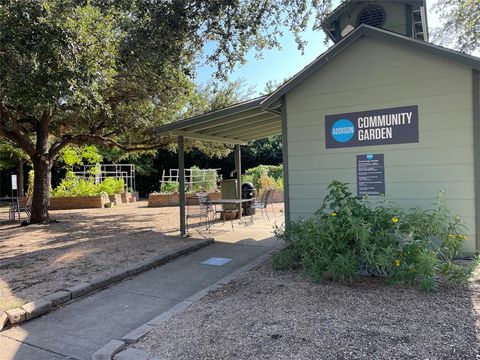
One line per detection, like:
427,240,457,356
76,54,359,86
0,242,275,360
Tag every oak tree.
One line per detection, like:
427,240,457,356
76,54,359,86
0,0,330,223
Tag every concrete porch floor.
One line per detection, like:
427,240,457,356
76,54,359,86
183,203,284,248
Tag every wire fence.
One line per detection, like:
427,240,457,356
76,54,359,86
73,164,136,192
161,168,221,192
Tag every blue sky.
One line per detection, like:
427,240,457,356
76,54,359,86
195,1,445,96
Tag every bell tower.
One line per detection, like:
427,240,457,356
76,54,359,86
322,0,429,43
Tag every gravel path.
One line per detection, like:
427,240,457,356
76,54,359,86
0,202,203,310
134,259,480,360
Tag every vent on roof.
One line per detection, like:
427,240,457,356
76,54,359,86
357,5,385,28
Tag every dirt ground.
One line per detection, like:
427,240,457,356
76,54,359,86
134,260,480,360
0,202,206,310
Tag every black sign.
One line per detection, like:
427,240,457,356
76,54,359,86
357,154,385,196
325,105,419,149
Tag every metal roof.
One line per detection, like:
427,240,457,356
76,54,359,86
155,96,282,144
261,24,480,108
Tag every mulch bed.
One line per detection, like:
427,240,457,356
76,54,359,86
133,259,480,360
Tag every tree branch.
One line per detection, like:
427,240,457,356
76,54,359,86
49,135,73,159
49,133,174,158
0,106,37,157
0,127,36,158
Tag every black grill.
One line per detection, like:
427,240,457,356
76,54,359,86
241,182,256,216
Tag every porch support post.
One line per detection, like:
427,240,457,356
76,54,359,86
281,95,291,229
178,136,186,236
473,69,480,253
234,144,242,218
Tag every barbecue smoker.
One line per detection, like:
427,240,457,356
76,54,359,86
241,182,256,216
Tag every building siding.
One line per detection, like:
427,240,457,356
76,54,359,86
286,36,476,253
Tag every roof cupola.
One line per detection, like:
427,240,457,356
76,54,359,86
322,0,429,43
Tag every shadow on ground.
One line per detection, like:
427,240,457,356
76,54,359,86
0,203,206,310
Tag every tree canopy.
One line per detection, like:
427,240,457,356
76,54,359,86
0,0,331,156
0,0,331,222
433,0,480,54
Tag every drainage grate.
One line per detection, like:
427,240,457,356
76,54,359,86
201,257,232,266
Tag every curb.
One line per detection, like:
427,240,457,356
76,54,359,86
101,247,278,360
1,239,214,332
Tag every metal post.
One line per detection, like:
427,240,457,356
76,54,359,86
234,144,242,219
178,136,186,236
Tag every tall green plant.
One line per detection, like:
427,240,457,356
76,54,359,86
273,181,476,291
51,171,125,197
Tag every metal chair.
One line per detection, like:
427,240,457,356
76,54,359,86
206,195,236,231
186,193,215,233
9,196,32,222
252,188,275,220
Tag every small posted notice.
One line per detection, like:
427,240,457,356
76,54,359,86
356,154,385,196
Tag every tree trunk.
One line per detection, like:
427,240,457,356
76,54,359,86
30,155,51,224
17,159,25,197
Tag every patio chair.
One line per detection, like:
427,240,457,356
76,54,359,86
206,195,236,231
186,192,215,233
252,188,275,221
9,196,32,222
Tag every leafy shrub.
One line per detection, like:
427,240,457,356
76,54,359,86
272,180,477,291
266,165,283,181
51,172,101,197
51,171,125,197
241,174,254,185
97,177,125,195
258,174,278,197
244,164,283,195
275,177,284,192
160,182,179,193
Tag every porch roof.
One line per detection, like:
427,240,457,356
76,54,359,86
155,96,282,145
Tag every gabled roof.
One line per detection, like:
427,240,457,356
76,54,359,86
261,24,480,109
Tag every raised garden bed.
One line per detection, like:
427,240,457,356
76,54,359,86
49,195,110,210
148,192,222,207
18,194,129,210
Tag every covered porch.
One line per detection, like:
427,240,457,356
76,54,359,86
154,95,286,236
